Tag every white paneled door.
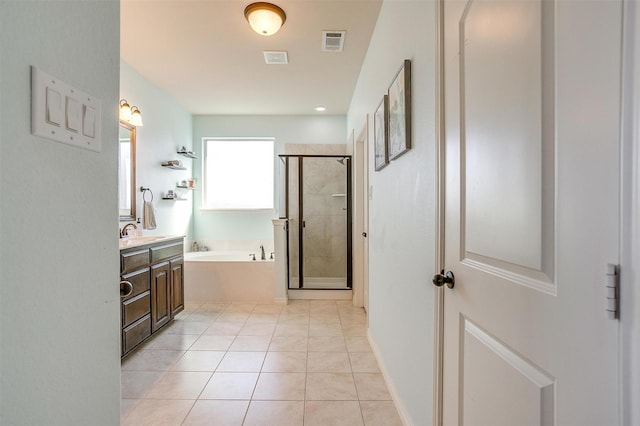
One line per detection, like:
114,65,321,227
441,0,622,424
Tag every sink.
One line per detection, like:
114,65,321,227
126,235,165,242
119,235,166,249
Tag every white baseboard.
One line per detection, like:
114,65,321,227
273,297,288,305
368,330,412,426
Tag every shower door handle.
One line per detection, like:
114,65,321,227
302,221,306,228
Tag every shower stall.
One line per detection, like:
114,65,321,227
278,155,352,290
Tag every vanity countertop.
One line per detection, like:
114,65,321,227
119,235,184,250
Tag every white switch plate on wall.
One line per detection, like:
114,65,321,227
31,66,101,152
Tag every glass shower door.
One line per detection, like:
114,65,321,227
283,155,351,290
301,157,349,289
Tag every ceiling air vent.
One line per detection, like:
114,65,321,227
322,31,346,52
263,51,288,65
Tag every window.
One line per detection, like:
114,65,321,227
202,138,274,210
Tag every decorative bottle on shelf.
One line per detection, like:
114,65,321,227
192,241,199,252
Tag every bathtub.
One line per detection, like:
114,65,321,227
183,251,276,304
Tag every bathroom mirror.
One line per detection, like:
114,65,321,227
119,122,136,221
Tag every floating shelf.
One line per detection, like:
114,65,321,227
162,197,187,201
176,185,196,190
177,150,198,159
161,163,186,170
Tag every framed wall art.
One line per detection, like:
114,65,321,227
374,95,389,171
388,59,412,161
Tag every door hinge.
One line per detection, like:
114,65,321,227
606,263,619,320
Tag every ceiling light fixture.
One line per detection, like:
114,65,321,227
244,2,286,36
315,106,327,112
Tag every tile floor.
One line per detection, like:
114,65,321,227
121,300,403,425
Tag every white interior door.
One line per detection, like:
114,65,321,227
442,0,622,424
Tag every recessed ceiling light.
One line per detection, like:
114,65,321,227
315,105,326,112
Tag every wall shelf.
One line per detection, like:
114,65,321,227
161,162,186,170
176,185,196,190
177,150,198,159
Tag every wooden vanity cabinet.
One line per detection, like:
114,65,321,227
120,237,184,357
121,267,152,355
170,257,185,317
151,261,171,332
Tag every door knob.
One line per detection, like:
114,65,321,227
432,270,455,289
120,280,134,298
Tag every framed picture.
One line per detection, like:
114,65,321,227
388,59,412,161
374,95,389,171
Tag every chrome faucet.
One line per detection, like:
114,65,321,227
260,245,266,260
120,223,137,238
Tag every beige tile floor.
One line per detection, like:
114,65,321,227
121,300,403,425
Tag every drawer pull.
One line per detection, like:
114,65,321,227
120,280,134,298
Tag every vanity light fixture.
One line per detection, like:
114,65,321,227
119,98,144,127
244,2,286,36
130,106,144,127
119,99,132,121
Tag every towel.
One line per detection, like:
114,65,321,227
143,201,157,230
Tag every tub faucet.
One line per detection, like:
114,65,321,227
260,245,266,260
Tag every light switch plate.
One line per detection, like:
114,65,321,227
31,66,101,152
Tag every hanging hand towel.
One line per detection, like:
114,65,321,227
143,201,157,230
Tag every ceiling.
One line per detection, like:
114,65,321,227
121,0,383,116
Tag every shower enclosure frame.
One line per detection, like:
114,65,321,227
279,154,353,290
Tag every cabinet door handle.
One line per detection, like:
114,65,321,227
120,280,134,298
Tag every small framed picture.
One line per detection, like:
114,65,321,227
374,95,389,171
388,59,412,160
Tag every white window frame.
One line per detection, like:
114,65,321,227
201,137,275,211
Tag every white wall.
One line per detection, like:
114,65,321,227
192,115,345,244
347,0,437,424
120,61,194,239
0,1,120,424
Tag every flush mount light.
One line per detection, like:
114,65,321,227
315,105,327,112
244,2,286,36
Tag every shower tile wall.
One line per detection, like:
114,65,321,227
285,144,347,284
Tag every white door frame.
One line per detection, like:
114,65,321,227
620,0,640,423
352,118,370,310
433,0,446,423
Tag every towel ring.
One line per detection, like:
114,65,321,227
140,186,154,202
